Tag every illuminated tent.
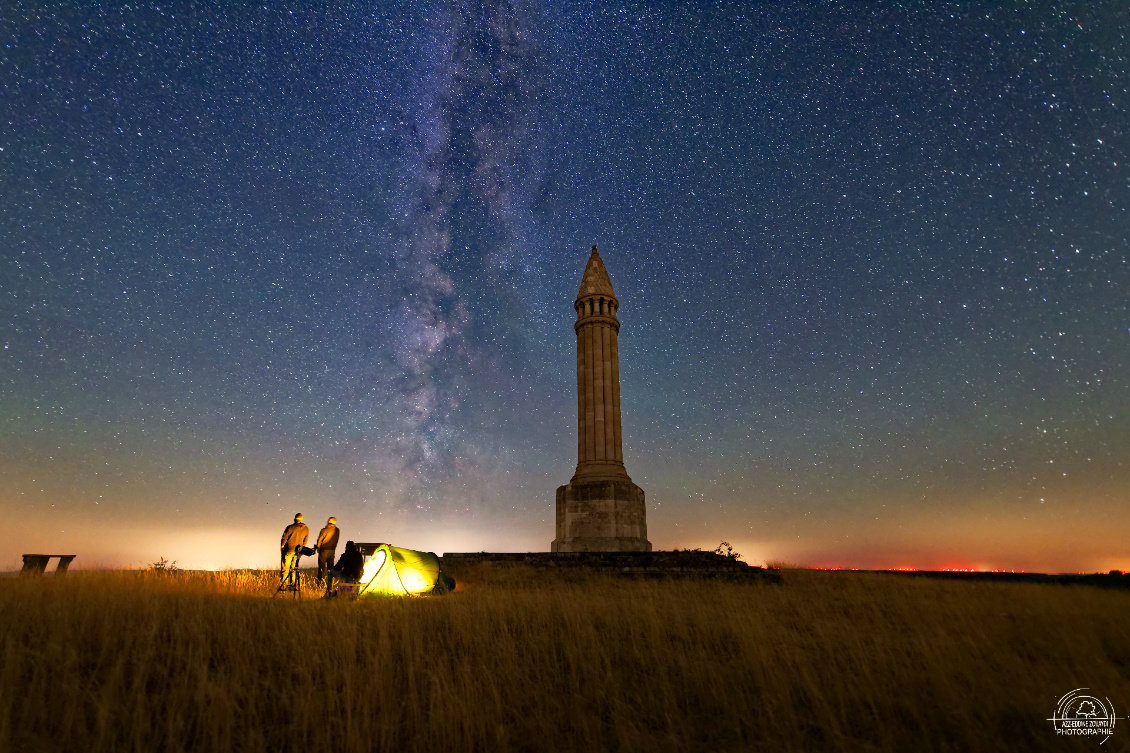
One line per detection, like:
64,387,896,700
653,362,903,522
355,543,453,597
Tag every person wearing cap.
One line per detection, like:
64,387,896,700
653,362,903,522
315,516,340,585
279,513,309,583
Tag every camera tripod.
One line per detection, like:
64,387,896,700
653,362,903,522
274,547,313,599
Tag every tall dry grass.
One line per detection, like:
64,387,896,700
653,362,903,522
1,566,1127,752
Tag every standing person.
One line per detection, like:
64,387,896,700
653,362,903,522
315,516,340,585
280,513,309,584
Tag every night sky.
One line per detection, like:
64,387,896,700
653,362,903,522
2,2,1127,572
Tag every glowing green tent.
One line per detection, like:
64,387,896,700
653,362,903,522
355,543,452,597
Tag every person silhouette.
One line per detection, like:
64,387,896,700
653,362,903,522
326,540,365,596
315,516,340,585
279,513,309,584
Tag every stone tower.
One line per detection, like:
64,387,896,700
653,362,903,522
552,246,651,552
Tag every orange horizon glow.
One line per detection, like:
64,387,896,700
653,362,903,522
5,483,1128,576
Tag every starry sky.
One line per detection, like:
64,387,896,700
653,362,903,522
2,2,1127,572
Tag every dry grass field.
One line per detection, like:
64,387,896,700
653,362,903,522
1,565,1128,752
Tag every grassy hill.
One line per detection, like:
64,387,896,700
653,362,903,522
2,565,1127,751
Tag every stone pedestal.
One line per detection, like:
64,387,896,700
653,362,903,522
552,479,651,552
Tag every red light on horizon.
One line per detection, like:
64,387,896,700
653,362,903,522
806,565,1032,574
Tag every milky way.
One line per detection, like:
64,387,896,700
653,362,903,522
1,2,1127,570
375,1,544,499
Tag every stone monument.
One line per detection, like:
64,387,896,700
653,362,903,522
552,246,651,552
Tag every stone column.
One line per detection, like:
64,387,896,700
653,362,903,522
553,246,650,552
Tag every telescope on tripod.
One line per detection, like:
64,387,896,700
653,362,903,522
275,545,317,599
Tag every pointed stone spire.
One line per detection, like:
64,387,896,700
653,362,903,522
577,245,616,300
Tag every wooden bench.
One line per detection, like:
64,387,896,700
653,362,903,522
20,554,76,576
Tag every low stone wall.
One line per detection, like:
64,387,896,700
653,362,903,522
440,550,779,580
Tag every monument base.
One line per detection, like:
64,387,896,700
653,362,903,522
551,479,651,552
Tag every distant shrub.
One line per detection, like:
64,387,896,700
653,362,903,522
147,557,180,574
765,559,808,570
713,541,742,561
